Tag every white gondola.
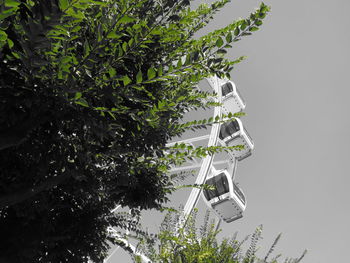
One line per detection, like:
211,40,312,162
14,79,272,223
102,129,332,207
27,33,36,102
219,118,254,161
202,169,246,223
220,80,246,114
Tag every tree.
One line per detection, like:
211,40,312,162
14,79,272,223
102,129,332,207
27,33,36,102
0,0,270,262
133,210,307,263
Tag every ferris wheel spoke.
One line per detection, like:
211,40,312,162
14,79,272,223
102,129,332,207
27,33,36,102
110,205,121,213
169,160,231,173
107,228,151,263
166,134,210,147
179,76,223,223
103,246,120,263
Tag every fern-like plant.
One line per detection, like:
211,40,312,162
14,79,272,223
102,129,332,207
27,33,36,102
129,210,307,263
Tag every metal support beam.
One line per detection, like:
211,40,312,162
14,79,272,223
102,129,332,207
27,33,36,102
107,228,151,263
180,76,222,225
166,134,210,147
169,160,230,173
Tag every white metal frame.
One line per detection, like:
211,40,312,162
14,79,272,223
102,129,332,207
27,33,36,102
179,76,223,225
202,167,246,223
218,117,254,161
218,78,246,115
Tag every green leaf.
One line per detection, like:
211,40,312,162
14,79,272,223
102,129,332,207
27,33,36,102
83,40,90,57
74,92,82,100
147,68,156,80
97,24,103,42
157,65,163,76
122,75,132,86
184,54,191,65
215,37,224,48
122,42,128,52
66,8,85,19
176,58,182,68
0,8,17,20
107,111,116,120
136,70,143,83
225,32,232,43
234,27,240,36
11,51,20,59
256,20,263,26
0,31,8,41
118,45,123,56
118,15,136,24
4,0,21,8
107,31,120,39
109,67,116,77
241,20,248,30
250,26,259,32
75,98,89,107
59,0,69,10
61,56,72,64
216,49,227,55
259,12,266,19
71,25,81,33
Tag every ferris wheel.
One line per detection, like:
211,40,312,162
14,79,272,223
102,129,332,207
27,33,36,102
105,76,254,263
168,76,253,225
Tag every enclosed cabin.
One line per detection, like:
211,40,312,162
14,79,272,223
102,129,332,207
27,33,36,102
219,118,254,161
221,81,246,115
203,169,246,223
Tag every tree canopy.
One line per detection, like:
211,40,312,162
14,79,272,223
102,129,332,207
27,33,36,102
0,0,270,262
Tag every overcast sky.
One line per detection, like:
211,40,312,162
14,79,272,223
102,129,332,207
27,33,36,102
110,0,350,262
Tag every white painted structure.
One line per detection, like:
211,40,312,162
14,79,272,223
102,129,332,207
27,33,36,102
219,79,246,114
202,168,246,223
219,118,254,161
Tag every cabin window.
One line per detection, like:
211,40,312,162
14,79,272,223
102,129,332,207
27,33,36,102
203,172,230,201
219,120,240,140
221,82,233,96
233,184,246,205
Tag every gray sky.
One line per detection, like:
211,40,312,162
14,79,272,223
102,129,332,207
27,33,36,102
110,0,350,262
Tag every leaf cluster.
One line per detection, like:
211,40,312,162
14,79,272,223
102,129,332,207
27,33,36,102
133,210,307,263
